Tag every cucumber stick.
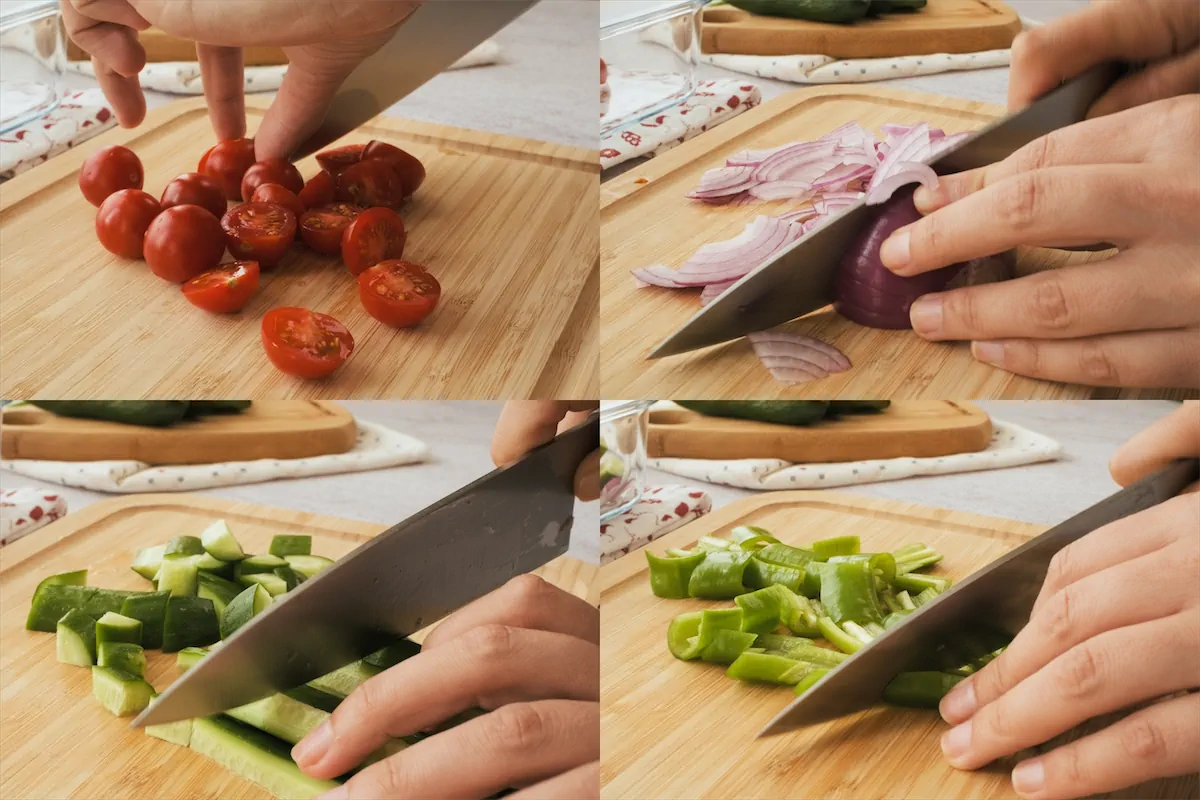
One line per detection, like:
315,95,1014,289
35,569,88,593
307,660,381,698
92,666,154,716
283,555,334,579
228,693,330,746
273,567,304,592
56,608,97,666
236,554,288,575
237,573,289,597
197,572,243,616
201,520,246,561
27,586,144,632
220,584,272,640
165,536,205,557
162,596,219,652
131,546,165,581
146,710,193,747
158,555,199,597
98,642,146,676
96,611,142,646
176,646,209,670
268,535,311,557
120,591,170,650
189,716,340,800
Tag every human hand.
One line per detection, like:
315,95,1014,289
291,574,600,800
60,0,419,160
877,97,1200,388
1008,0,1200,118
1111,401,1200,489
492,401,600,502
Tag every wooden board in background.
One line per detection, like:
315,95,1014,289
0,495,597,800
701,0,1021,58
66,28,288,65
647,400,991,461
0,401,356,464
599,491,1196,800
0,96,598,400
601,85,1194,401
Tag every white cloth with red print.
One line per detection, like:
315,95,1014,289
599,484,712,565
0,489,67,546
0,87,117,179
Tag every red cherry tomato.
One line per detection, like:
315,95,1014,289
200,138,257,200
95,189,160,259
298,170,336,209
251,183,305,220
335,159,405,209
144,204,226,282
299,202,363,256
362,140,425,197
241,159,304,201
315,144,365,176
221,202,296,268
261,307,354,379
357,260,441,328
182,261,260,313
340,206,406,276
161,172,227,219
79,145,143,206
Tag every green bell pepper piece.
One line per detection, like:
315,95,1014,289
695,536,732,553
828,552,897,587
912,586,941,607
792,667,830,696
882,671,964,708
754,543,816,569
776,588,821,636
810,535,861,560
883,609,914,630
817,616,864,654
667,608,744,660
800,561,823,598
645,551,707,599
742,559,805,593
731,525,776,544
726,652,814,685
734,585,789,634
892,542,944,574
755,634,849,667
893,572,951,594
687,551,752,599
699,630,758,665
819,560,885,625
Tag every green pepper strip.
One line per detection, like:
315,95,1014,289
731,525,778,544
880,588,903,614
912,587,940,607
778,589,821,637
667,608,744,660
828,552,897,587
882,671,964,709
742,559,805,593
800,561,823,599
810,535,861,560
754,543,817,569
734,585,789,634
819,560,885,625
897,590,916,610
756,634,849,667
792,668,830,696
732,536,777,553
645,551,706,599
843,621,875,645
893,572,951,594
699,629,758,665
687,551,752,599
883,609,914,630
726,652,814,685
696,536,732,552
817,616,863,654
665,547,693,558
892,542,944,574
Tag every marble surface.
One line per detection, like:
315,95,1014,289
647,401,1184,526
0,401,600,564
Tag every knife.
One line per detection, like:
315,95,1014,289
647,62,1123,359
133,409,598,728
289,0,537,160
759,457,1199,737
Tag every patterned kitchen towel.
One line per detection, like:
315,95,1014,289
0,87,116,179
600,484,712,565
0,421,428,493
0,488,67,546
649,418,1061,491
600,75,761,169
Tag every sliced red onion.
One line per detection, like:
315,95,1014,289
775,206,820,226
748,331,852,385
631,216,801,289
700,279,737,305
864,161,938,205
687,165,758,199
726,145,791,167
632,264,692,288
748,181,816,201
811,163,873,192
751,141,838,182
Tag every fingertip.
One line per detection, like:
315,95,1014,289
912,184,943,214
878,229,912,273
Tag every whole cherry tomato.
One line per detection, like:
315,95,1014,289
299,202,363,256
340,206,406,276
315,144,365,176
251,183,305,221
221,202,296,268
199,138,256,200
357,259,440,328
79,145,143,206
241,159,304,201
261,307,354,379
298,170,336,210
182,261,260,313
95,189,160,259
161,172,227,219
336,159,405,208
144,204,227,282
362,140,425,197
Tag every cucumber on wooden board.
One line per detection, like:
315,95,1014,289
236,554,289,575
363,638,421,671
26,586,145,632
227,693,330,746
724,0,871,23
220,584,272,640
237,572,289,597
35,569,88,593
283,555,334,579
184,400,252,415
56,608,97,666
269,535,311,557
176,646,210,670
158,555,199,597
30,400,192,427
273,567,305,592
146,712,194,747
95,611,142,646
674,401,831,426
189,716,341,800
92,666,154,716
162,596,219,652
200,520,246,561
121,591,170,649
165,536,205,557
131,546,165,581
98,642,146,676
197,572,243,616
307,660,381,698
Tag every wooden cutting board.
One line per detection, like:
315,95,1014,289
647,400,990,461
0,494,597,800
66,28,288,66
599,491,1196,800
601,85,1194,401
0,95,598,400
0,401,357,464
701,0,1021,58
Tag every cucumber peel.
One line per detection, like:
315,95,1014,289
236,554,288,575
131,546,165,581
120,591,169,650
201,520,245,561
237,572,288,597
197,572,243,616
98,642,146,676
165,536,205,557
36,569,88,593
189,716,340,800
96,611,142,646
269,535,311,557
220,584,272,639
158,555,200,597
26,586,144,632
91,666,153,716
56,608,97,666
162,596,219,652
283,555,334,579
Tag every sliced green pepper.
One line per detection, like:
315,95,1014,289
699,629,758,665
819,560,885,625
828,552,897,587
883,609,914,630
754,543,816,569
777,589,821,637
687,551,752,599
665,547,693,558
695,536,732,553
742,559,805,593
734,585,789,634
892,542,944,574
893,572,951,594
811,535,860,560
667,608,744,660
755,634,849,667
726,652,814,685
731,525,777,545
912,586,940,607
882,671,964,708
645,551,706,599
792,667,830,696
817,616,864,654
800,561,823,598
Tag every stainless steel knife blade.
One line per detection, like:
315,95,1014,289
133,409,598,728
290,1,536,160
759,458,1198,737
648,62,1123,359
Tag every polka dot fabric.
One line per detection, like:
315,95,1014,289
0,489,67,546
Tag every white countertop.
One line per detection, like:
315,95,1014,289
0,401,600,564
648,400,1183,526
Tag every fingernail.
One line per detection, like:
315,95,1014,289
1012,758,1046,796
941,719,972,764
909,296,943,336
912,184,943,213
315,785,349,800
879,229,911,270
972,341,1005,367
292,721,332,768
939,680,977,724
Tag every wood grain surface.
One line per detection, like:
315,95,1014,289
0,96,598,400
600,85,1195,401
599,491,1197,799
0,494,597,800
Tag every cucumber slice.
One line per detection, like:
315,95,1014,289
162,596,219,652
120,591,170,650
228,693,330,746
200,520,246,561
28,586,146,631
176,646,209,670
145,703,193,747
197,572,243,616
91,666,153,716
235,554,288,575
308,660,381,698
283,555,334,579
192,553,227,572
56,609,97,666
237,573,289,597
189,716,340,800
158,555,199,597
220,584,272,639
283,685,342,714
165,536,205,557
96,611,142,645
273,566,304,592
98,642,146,676
268,535,311,557
363,638,421,671
36,569,88,593
131,546,165,581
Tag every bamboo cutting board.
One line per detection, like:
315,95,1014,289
600,85,1193,401
599,491,1197,800
701,0,1021,58
0,494,597,800
647,400,990,461
0,95,598,400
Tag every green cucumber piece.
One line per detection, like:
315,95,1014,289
176,646,209,670
98,642,146,676
363,639,421,671
201,520,246,561
26,586,143,632
56,609,97,666
35,569,88,593
120,592,170,650
228,693,330,746
189,716,341,800
268,535,311,557
162,596,219,652
165,536,205,557
237,573,289,597
158,555,199,597
96,611,142,646
283,555,334,579
91,666,154,716
192,552,227,572
145,705,194,747
197,572,243,616
283,685,342,714
236,554,288,575
185,400,252,415
308,660,381,698
131,546,165,581
220,584,272,640
273,566,304,592
32,400,191,427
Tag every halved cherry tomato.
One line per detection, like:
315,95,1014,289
161,172,227,219
95,189,160,259
362,140,425,197
299,202,363,256
182,260,260,313
79,145,143,206
144,204,226,282
298,170,336,209
251,183,305,220
200,138,256,200
241,159,304,200
335,159,405,209
357,259,440,328
315,144,365,176
340,206,406,276
261,307,354,379
221,202,296,268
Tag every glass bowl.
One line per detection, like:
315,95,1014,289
600,400,654,522
0,1,66,134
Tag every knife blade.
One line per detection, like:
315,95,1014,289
289,0,537,161
648,62,1123,359
133,409,598,728
759,457,1198,737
